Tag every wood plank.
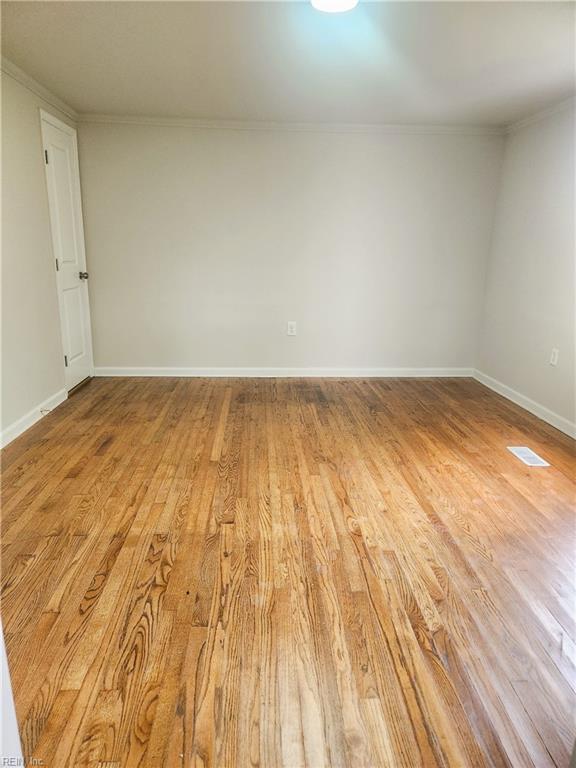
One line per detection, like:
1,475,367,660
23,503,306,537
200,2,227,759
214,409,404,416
1,377,574,767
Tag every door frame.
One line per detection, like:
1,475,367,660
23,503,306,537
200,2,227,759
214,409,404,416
40,109,95,387
1,622,23,762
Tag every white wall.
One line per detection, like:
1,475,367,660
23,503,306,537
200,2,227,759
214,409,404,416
478,102,576,431
1,71,73,440
78,122,503,373
2,68,573,441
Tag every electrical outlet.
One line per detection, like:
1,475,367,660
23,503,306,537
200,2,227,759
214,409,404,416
549,347,559,366
287,321,297,336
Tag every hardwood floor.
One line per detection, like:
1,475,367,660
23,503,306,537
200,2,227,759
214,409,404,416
1,377,575,767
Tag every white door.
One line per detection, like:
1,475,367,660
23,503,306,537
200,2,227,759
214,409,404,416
41,111,93,391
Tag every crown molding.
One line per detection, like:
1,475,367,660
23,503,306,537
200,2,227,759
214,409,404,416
1,57,78,121
2,55,569,136
506,96,575,134
77,112,504,136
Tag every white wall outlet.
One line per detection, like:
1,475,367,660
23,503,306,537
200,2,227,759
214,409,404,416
287,321,297,336
549,347,559,366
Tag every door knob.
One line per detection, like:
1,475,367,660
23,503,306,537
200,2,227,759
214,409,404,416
79,271,89,280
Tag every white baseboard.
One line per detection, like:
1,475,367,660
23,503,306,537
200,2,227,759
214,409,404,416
3,372,572,446
0,389,68,449
94,366,474,379
473,370,576,439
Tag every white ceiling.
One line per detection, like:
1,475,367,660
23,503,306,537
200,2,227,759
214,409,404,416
2,1,575,126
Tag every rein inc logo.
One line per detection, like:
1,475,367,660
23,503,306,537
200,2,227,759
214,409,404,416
1,760,45,766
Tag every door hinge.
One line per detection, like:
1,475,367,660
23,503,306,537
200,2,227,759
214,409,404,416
44,149,49,164
64,354,68,367
55,258,59,272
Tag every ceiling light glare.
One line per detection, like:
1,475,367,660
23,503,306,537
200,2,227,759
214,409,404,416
311,0,359,13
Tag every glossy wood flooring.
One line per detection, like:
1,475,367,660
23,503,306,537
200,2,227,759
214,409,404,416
1,377,575,767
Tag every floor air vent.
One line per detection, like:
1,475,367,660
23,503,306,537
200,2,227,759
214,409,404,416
507,446,550,467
